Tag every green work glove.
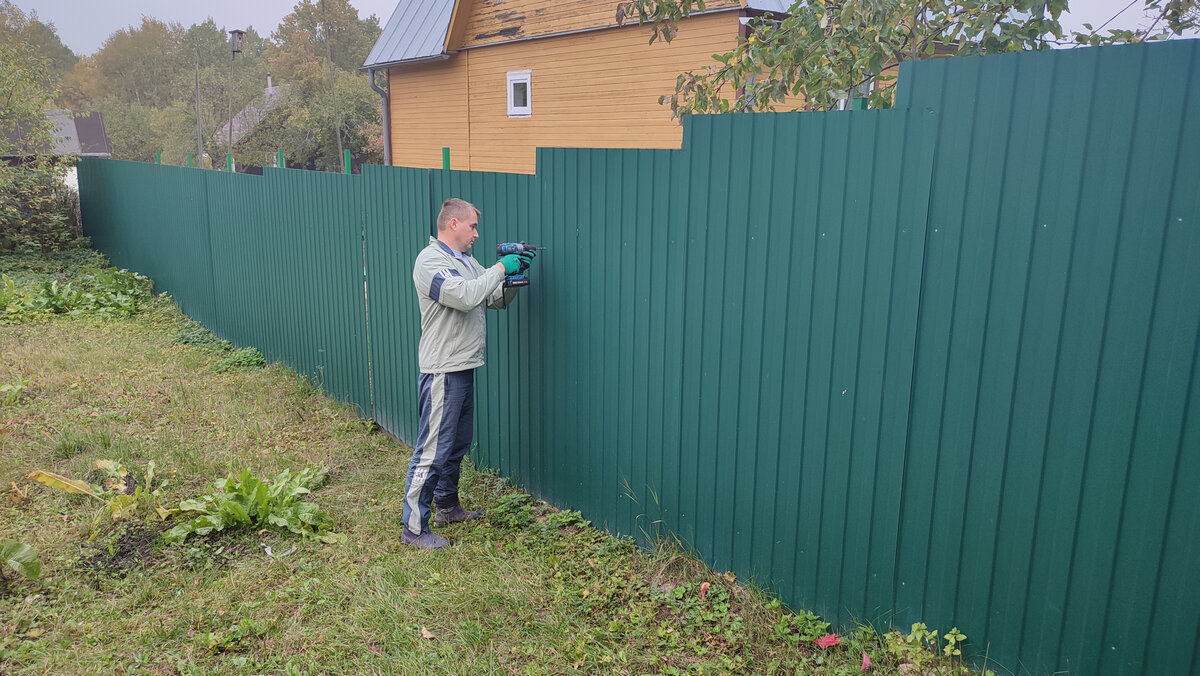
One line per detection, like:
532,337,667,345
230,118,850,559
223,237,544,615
517,252,535,270
497,254,524,275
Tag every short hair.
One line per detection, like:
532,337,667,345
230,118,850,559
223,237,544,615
436,198,480,231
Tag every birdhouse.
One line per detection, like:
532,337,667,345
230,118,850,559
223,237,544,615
229,29,245,54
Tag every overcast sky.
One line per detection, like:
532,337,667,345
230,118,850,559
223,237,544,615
13,0,1191,57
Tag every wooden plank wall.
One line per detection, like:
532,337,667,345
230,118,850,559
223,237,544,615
388,56,473,171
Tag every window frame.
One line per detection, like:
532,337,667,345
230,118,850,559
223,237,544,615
506,70,532,118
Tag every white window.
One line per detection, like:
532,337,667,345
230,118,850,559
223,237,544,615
507,70,532,118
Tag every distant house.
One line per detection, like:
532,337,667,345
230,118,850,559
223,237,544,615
1,110,111,165
216,75,288,171
362,0,799,174
1,110,111,193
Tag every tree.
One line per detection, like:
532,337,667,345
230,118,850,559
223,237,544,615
92,17,184,109
624,0,1200,115
264,0,382,170
0,1,76,92
0,39,78,251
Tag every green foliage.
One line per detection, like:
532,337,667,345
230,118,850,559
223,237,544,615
195,617,270,655
27,459,173,525
0,540,40,581
883,621,974,670
0,267,152,321
0,21,56,157
544,509,590,530
0,30,82,253
0,159,82,253
163,467,340,544
766,598,830,644
627,0,1199,115
173,319,232,350
490,491,535,528
0,375,30,406
214,346,265,373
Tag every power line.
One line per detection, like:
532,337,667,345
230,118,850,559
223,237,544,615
1091,0,1141,35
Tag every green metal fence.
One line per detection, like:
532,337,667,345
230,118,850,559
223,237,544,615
78,39,1200,675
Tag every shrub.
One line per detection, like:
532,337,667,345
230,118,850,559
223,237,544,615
214,347,265,373
0,159,84,253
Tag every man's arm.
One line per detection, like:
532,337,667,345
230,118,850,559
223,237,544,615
487,285,518,310
414,257,507,312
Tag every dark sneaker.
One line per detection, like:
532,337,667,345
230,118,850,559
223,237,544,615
401,529,451,550
433,503,485,527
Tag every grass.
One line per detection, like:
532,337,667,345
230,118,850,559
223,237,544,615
0,251,981,675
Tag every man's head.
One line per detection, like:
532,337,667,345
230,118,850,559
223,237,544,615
436,198,481,252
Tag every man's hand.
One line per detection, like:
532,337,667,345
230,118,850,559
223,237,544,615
517,251,536,271
496,254,524,275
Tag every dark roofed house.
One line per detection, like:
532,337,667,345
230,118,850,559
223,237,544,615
1,109,111,164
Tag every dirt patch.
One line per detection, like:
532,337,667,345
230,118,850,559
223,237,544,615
80,523,167,578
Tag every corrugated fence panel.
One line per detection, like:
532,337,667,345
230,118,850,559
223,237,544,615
895,40,1200,675
78,159,216,325
77,39,1200,675
205,168,370,413
362,164,431,444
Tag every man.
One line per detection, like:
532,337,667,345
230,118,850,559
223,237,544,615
402,197,534,549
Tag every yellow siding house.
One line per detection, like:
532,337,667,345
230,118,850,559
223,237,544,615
362,0,794,174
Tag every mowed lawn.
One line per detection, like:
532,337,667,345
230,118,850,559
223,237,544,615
0,252,976,675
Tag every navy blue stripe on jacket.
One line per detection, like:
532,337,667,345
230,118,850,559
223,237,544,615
429,268,461,303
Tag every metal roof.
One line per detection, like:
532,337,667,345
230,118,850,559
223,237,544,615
362,0,455,69
2,110,110,158
361,0,796,69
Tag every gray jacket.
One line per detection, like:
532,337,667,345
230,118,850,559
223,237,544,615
412,237,516,373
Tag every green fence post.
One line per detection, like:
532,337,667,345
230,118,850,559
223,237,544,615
156,150,162,164
226,153,233,172
186,152,193,168
442,147,450,171
277,148,285,169
343,149,351,175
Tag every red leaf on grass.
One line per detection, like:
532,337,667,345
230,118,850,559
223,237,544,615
861,651,871,670
699,582,711,600
370,645,380,654
814,633,840,649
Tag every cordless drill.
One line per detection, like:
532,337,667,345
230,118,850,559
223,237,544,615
496,241,544,287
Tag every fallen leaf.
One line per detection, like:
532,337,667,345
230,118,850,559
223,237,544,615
370,644,380,654
815,633,840,649
699,581,711,600
420,626,435,640
861,651,872,671
722,571,737,583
